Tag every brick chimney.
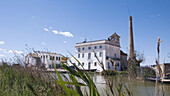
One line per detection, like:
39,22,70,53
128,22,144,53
129,16,135,60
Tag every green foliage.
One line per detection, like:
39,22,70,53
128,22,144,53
142,68,156,78
127,60,138,77
101,70,117,76
0,54,134,96
0,63,65,96
118,71,128,75
57,53,101,96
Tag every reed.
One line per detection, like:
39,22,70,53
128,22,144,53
0,52,133,96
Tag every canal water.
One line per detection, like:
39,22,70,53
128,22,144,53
53,73,170,96
90,74,170,96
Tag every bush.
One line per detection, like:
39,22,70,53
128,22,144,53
118,71,128,75
101,70,117,76
0,63,66,96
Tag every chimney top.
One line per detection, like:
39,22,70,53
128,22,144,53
129,16,132,20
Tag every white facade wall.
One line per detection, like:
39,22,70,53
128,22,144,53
38,53,63,69
70,40,121,72
25,52,63,69
105,44,121,70
25,55,37,66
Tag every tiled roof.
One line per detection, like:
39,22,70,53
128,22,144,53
29,53,40,58
110,32,120,38
120,50,127,56
36,51,62,55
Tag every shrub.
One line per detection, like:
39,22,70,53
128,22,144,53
101,70,117,76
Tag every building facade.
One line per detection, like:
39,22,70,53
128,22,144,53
25,51,65,69
152,63,170,78
69,33,127,72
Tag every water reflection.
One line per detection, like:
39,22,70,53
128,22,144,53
51,73,170,96
90,74,170,96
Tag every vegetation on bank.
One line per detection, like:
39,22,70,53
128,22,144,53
0,62,66,96
101,70,128,76
0,54,134,96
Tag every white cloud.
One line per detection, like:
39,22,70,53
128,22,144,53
0,41,5,45
150,14,160,18
44,27,73,37
0,54,5,57
49,27,52,30
0,48,7,53
52,30,73,37
59,32,73,37
41,42,47,46
63,41,67,43
8,50,23,54
31,16,35,18
52,30,59,34
146,56,151,59
44,28,49,32
0,48,4,51
0,48,23,54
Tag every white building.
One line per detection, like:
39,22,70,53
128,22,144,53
69,32,127,72
25,51,65,69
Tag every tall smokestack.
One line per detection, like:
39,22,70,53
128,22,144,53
129,16,135,60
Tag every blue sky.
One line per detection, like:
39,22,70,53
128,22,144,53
0,0,170,65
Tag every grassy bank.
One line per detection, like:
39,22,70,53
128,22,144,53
0,63,66,96
0,63,133,96
0,58,133,96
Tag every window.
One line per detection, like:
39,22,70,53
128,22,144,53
49,65,51,68
82,62,84,66
116,63,119,67
46,55,48,58
112,62,114,66
99,45,102,48
114,54,116,58
41,56,42,58
43,55,45,59
88,53,91,59
88,62,91,69
94,52,97,57
78,48,81,52
82,53,84,58
56,57,58,60
108,62,110,69
94,46,97,49
52,56,55,60
59,57,61,61
94,62,97,66
99,52,102,57
78,54,80,58
82,47,85,50
88,47,91,50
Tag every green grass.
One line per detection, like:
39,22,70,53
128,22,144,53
0,62,66,96
0,54,133,96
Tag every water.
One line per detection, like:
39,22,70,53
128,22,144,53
52,73,170,96
90,74,170,96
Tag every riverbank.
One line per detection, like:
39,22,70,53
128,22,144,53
0,62,170,96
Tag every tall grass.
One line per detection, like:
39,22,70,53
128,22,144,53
0,62,66,96
0,52,133,96
53,53,133,96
